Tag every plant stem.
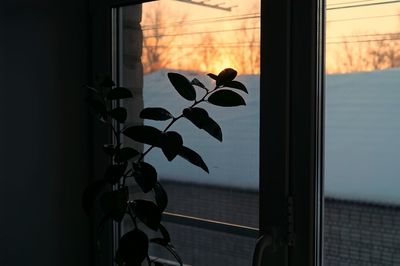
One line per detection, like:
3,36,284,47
137,85,219,163
111,123,119,144
137,114,182,162
128,206,137,229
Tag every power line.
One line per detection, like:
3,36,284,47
144,26,260,38
140,5,400,32
327,0,387,6
145,44,260,49
327,32,400,39
327,0,400,10
327,36,400,44
173,0,235,12
142,12,399,30
327,13,400,23
146,45,261,49
144,41,260,47
144,36,400,47
142,15,260,31
141,12,260,29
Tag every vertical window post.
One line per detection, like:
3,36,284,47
259,0,324,265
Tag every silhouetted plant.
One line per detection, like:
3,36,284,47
83,68,248,266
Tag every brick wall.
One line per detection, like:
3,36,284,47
126,181,400,265
325,199,400,266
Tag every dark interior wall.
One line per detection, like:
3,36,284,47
0,1,91,265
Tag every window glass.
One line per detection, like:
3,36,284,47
114,1,260,264
325,1,400,265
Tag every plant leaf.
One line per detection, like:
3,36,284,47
109,107,127,123
149,241,182,266
115,147,139,163
99,76,115,87
178,146,209,173
87,86,99,94
160,131,183,161
104,163,127,185
123,125,162,147
154,182,168,212
182,107,207,128
100,188,128,223
154,262,165,266
202,117,222,142
191,78,208,90
150,237,169,246
82,179,108,214
97,213,113,234
140,107,173,121
132,200,161,231
224,80,248,93
216,68,237,86
182,107,222,142
164,244,183,266
87,96,107,122
207,73,218,80
167,72,196,101
107,87,132,100
116,229,148,266
133,162,158,193
103,144,116,156
208,89,246,107
158,223,171,242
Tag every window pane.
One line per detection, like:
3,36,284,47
114,1,260,265
142,0,260,226
325,1,400,265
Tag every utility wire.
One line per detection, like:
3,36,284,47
327,0,388,6
141,12,260,29
327,0,400,10
143,35,400,48
327,13,400,23
142,15,260,31
147,44,260,50
144,41,260,47
327,36,400,44
141,5,400,31
144,33,400,47
328,32,400,39
145,44,261,49
142,12,400,29
144,26,260,38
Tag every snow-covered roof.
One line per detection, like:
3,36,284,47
325,69,400,204
142,68,400,205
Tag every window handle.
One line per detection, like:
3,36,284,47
252,234,273,266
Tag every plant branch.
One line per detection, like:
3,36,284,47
137,114,183,162
128,205,137,229
122,168,133,186
137,84,219,163
110,123,120,144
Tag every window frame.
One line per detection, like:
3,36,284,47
260,0,325,265
90,0,325,265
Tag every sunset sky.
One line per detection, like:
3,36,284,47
141,0,400,74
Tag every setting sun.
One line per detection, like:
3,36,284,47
141,0,260,74
200,57,240,74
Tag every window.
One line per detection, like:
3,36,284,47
324,1,400,265
92,0,325,265
112,1,260,264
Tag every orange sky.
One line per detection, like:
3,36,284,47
141,0,400,74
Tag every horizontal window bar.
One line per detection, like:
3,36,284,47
163,212,259,238
149,256,192,266
110,0,156,8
